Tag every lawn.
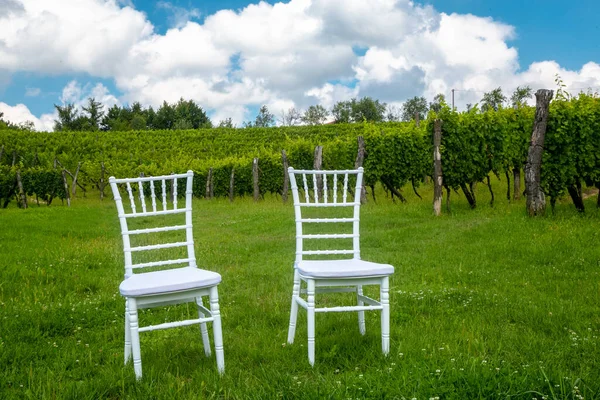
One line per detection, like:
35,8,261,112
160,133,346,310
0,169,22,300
1,182,599,399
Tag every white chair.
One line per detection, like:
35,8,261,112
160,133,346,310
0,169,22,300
109,170,224,379
286,167,394,365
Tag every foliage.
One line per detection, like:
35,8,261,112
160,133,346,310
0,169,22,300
332,97,387,123
480,87,507,112
429,93,446,113
401,96,428,122
246,105,275,128
510,85,533,108
1,93,599,213
302,105,329,125
278,107,302,126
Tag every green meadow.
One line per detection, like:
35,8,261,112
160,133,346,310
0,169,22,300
1,183,599,399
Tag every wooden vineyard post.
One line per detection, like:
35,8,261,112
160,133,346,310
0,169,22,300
62,169,71,207
354,136,367,204
313,145,323,198
16,170,28,209
206,168,214,200
229,168,235,203
72,162,81,196
433,119,443,216
282,150,289,203
252,158,259,202
513,168,521,200
525,89,553,216
99,162,106,201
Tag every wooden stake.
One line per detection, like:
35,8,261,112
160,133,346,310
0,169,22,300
281,150,289,203
16,170,28,209
229,168,235,203
252,158,259,202
525,89,553,216
72,162,81,196
313,146,323,199
206,168,213,199
513,168,521,200
433,119,443,216
99,162,105,201
354,136,367,204
62,169,71,207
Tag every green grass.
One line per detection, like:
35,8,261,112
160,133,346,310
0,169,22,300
1,182,599,399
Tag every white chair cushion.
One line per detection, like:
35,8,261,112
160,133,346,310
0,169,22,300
119,267,222,297
296,259,394,278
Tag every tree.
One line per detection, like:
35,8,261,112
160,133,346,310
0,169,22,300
350,97,386,122
331,100,352,123
279,107,302,126
429,94,446,113
54,103,83,131
81,97,105,131
481,87,507,112
386,105,401,122
174,98,212,129
154,101,176,130
510,85,533,108
401,96,428,122
217,118,234,128
253,105,275,127
332,97,386,123
302,105,329,125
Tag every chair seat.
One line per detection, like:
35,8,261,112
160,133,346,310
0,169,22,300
120,267,222,297
296,259,394,279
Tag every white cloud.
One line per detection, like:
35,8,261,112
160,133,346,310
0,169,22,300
25,87,40,97
0,0,153,76
0,102,55,131
1,0,599,123
59,80,120,111
157,1,201,29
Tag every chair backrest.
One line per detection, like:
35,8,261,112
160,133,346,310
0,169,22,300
109,171,196,278
288,167,364,263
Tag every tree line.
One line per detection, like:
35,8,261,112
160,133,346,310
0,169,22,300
0,86,536,132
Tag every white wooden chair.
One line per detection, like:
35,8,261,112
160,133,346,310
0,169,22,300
109,171,224,379
286,167,394,365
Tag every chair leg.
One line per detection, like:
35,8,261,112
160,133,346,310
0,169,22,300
357,285,366,335
196,297,211,357
127,297,143,379
209,286,225,374
307,279,316,366
380,277,390,355
287,270,301,344
124,300,132,364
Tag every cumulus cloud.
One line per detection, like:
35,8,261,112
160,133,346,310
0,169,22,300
1,0,599,127
0,102,55,131
60,80,121,111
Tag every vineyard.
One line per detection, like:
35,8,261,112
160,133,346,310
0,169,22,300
1,93,599,211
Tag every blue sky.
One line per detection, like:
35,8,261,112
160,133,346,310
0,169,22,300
0,0,598,130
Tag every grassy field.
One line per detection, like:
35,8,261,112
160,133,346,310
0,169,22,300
1,182,599,399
